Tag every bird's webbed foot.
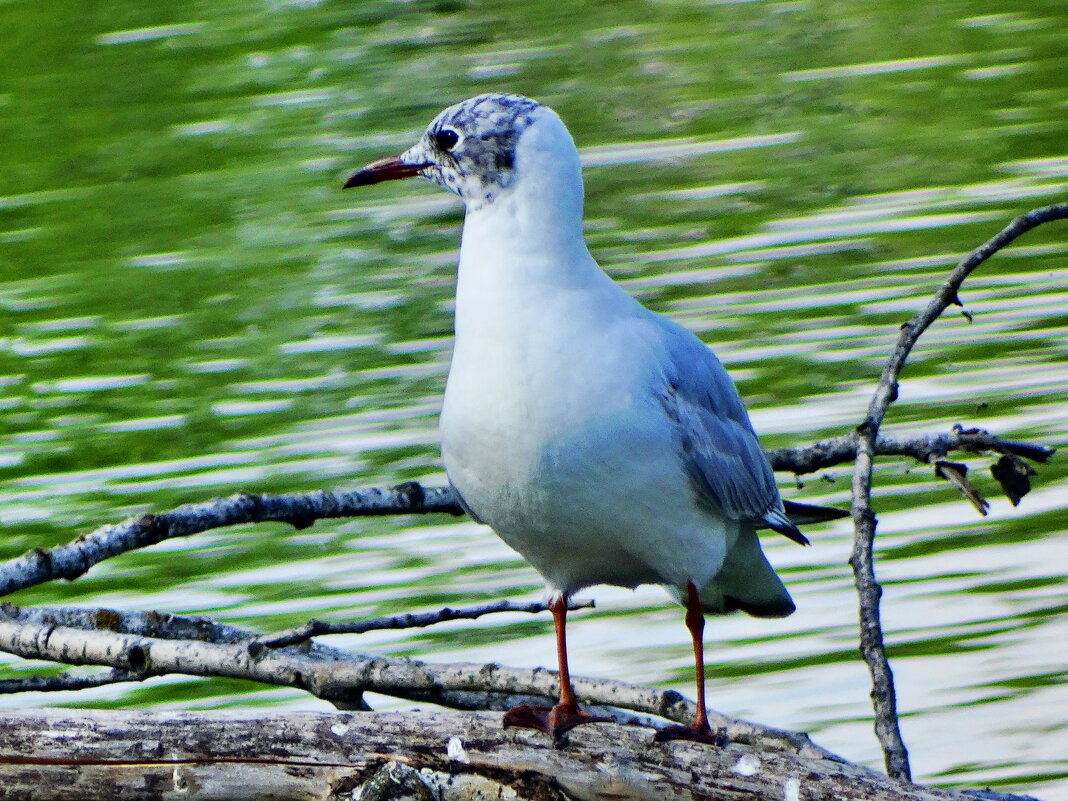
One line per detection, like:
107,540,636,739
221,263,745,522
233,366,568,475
503,702,612,742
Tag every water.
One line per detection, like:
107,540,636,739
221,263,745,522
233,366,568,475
1,1,1066,796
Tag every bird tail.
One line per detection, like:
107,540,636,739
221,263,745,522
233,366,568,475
698,525,796,618
781,499,850,526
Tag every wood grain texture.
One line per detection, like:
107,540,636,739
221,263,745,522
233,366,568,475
0,709,973,801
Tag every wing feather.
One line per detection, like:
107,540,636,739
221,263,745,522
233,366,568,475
655,319,806,545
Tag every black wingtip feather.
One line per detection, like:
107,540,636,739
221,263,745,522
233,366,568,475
762,500,851,546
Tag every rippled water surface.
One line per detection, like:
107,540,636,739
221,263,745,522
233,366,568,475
1,1,1066,797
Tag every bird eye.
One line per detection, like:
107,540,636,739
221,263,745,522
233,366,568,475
434,128,460,151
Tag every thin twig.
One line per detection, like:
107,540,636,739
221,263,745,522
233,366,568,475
850,203,1068,782
0,667,143,695
249,597,595,651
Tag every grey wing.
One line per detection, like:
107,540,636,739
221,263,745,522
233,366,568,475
656,320,808,546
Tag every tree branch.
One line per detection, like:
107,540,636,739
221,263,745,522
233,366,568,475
0,603,1045,799
0,602,834,760
0,483,460,598
0,206,1061,797
767,426,1053,477
848,202,1068,781
250,597,595,651
0,667,143,695
0,427,1051,600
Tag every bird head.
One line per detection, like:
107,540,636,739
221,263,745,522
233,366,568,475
344,94,552,211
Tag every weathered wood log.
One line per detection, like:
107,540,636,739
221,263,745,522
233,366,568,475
0,708,1018,801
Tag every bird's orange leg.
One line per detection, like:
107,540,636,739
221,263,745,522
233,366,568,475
503,593,611,739
654,581,727,746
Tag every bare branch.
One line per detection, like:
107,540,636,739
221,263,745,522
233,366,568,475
0,602,834,760
0,483,460,598
0,667,143,695
767,425,1054,477
849,202,1068,781
0,425,1051,601
250,597,595,651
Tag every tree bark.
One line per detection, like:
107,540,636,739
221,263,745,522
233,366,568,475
0,708,1006,801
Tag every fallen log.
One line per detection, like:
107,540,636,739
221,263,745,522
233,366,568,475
0,708,1037,801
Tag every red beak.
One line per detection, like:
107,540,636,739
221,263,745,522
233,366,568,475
343,157,430,188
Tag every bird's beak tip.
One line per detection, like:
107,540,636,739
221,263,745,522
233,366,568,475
342,171,368,189
343,157,429,189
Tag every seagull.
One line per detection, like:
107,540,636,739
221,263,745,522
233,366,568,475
344,94,846,745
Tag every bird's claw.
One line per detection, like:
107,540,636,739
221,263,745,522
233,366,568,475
654,723,728,747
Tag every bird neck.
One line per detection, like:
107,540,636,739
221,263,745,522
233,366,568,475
457,157,594,292
452,195,618,357
463,187,584,265
457,105,596,288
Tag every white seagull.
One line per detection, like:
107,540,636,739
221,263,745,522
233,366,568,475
345,94,845,744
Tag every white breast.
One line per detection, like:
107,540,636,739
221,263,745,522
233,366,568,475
441,248,732,594
438,110,735,595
